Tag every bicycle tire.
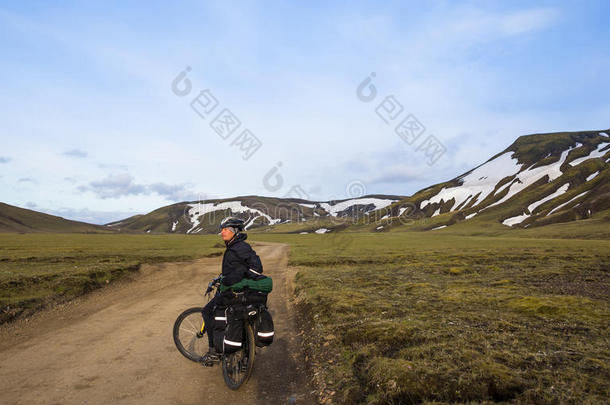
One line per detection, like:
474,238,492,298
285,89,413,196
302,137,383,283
173,307,207,362
222,322,256,390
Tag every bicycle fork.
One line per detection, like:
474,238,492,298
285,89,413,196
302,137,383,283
197,320,205,338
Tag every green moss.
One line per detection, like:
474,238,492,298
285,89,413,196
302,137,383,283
0,233,223,323
255,232,610,404
447,267,464,275
507,295,603,321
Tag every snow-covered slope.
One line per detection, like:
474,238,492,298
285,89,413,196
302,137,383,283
376,129,610,230
108,129,609,234
419,151,521,211
109,195,403,234
317,198,396,217
186,200,282,234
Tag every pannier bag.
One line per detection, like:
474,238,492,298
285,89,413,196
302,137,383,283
223,306,244,354
212,306,227,353
246,290,268,305
255,308,274,347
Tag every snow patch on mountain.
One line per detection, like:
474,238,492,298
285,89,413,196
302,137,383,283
502,214,530,227
502,184,569,227
586,171,599,181
422,151,521,212
422,142,592,221
318,198,397,216
527,183,570,214
569,142,609,166
244,216,263,230
186,201,281,233
547,191,590,216
494,181,513,197
485,146,576,210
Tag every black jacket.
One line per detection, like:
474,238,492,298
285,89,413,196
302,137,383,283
221,232,263,286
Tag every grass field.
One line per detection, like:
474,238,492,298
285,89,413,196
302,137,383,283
0,234,222,323
2,229,608,403
251,232,610,404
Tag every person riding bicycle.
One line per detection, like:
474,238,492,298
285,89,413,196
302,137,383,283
200,217,264,365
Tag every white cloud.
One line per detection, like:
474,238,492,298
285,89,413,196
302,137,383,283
448,7,559,40
22,202,139,225
78,173,147,199
0,2,604,220
62,149,88,158
499,8,559,36
77,173,200,202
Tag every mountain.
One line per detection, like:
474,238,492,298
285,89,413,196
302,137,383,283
108,129,609,235
105,195,404,234
371,129,610,232
0,202,112,233
5,129,607,235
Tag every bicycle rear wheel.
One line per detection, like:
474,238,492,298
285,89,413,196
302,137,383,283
173,307,208,362
222,323,255,390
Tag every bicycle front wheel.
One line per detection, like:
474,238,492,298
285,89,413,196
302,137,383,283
222,322,256,390
173,307,208,362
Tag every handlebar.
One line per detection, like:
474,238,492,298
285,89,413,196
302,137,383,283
205,276,222,296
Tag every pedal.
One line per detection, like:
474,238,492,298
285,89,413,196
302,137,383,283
201,359,215,367
199,355,219,367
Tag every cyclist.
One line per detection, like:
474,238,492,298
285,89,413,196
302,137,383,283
200,217,264,365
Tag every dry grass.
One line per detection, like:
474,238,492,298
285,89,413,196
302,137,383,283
252,233,610,404
0,233,222,323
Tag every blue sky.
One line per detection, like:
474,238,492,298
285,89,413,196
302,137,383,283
1,1,609,224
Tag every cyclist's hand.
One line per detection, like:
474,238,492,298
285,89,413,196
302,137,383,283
205,275,222,296
205,282,214,295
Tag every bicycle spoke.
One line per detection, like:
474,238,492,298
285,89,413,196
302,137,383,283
179,327,196,335
174,308,208,363
186,336,197,352
185,317,198,331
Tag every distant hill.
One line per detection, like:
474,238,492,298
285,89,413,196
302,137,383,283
4,129,608,236
105,195,405,234
370,129,610,232
0,203,111,233
113,129,608,235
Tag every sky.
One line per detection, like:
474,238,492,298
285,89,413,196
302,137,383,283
1,0,609,224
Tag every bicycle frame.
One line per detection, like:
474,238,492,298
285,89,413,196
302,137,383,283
173,275,261,389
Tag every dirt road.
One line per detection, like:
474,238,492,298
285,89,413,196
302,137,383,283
0,242,316,405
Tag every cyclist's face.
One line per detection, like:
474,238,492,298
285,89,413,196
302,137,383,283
221,227,234,241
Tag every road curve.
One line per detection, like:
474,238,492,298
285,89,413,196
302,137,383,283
0,242,316,405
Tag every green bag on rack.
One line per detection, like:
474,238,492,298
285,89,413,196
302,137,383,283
220,275,273,293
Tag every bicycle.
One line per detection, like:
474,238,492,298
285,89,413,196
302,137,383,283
173,276,264,390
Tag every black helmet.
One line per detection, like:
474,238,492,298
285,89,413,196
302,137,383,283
220,217,245,231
